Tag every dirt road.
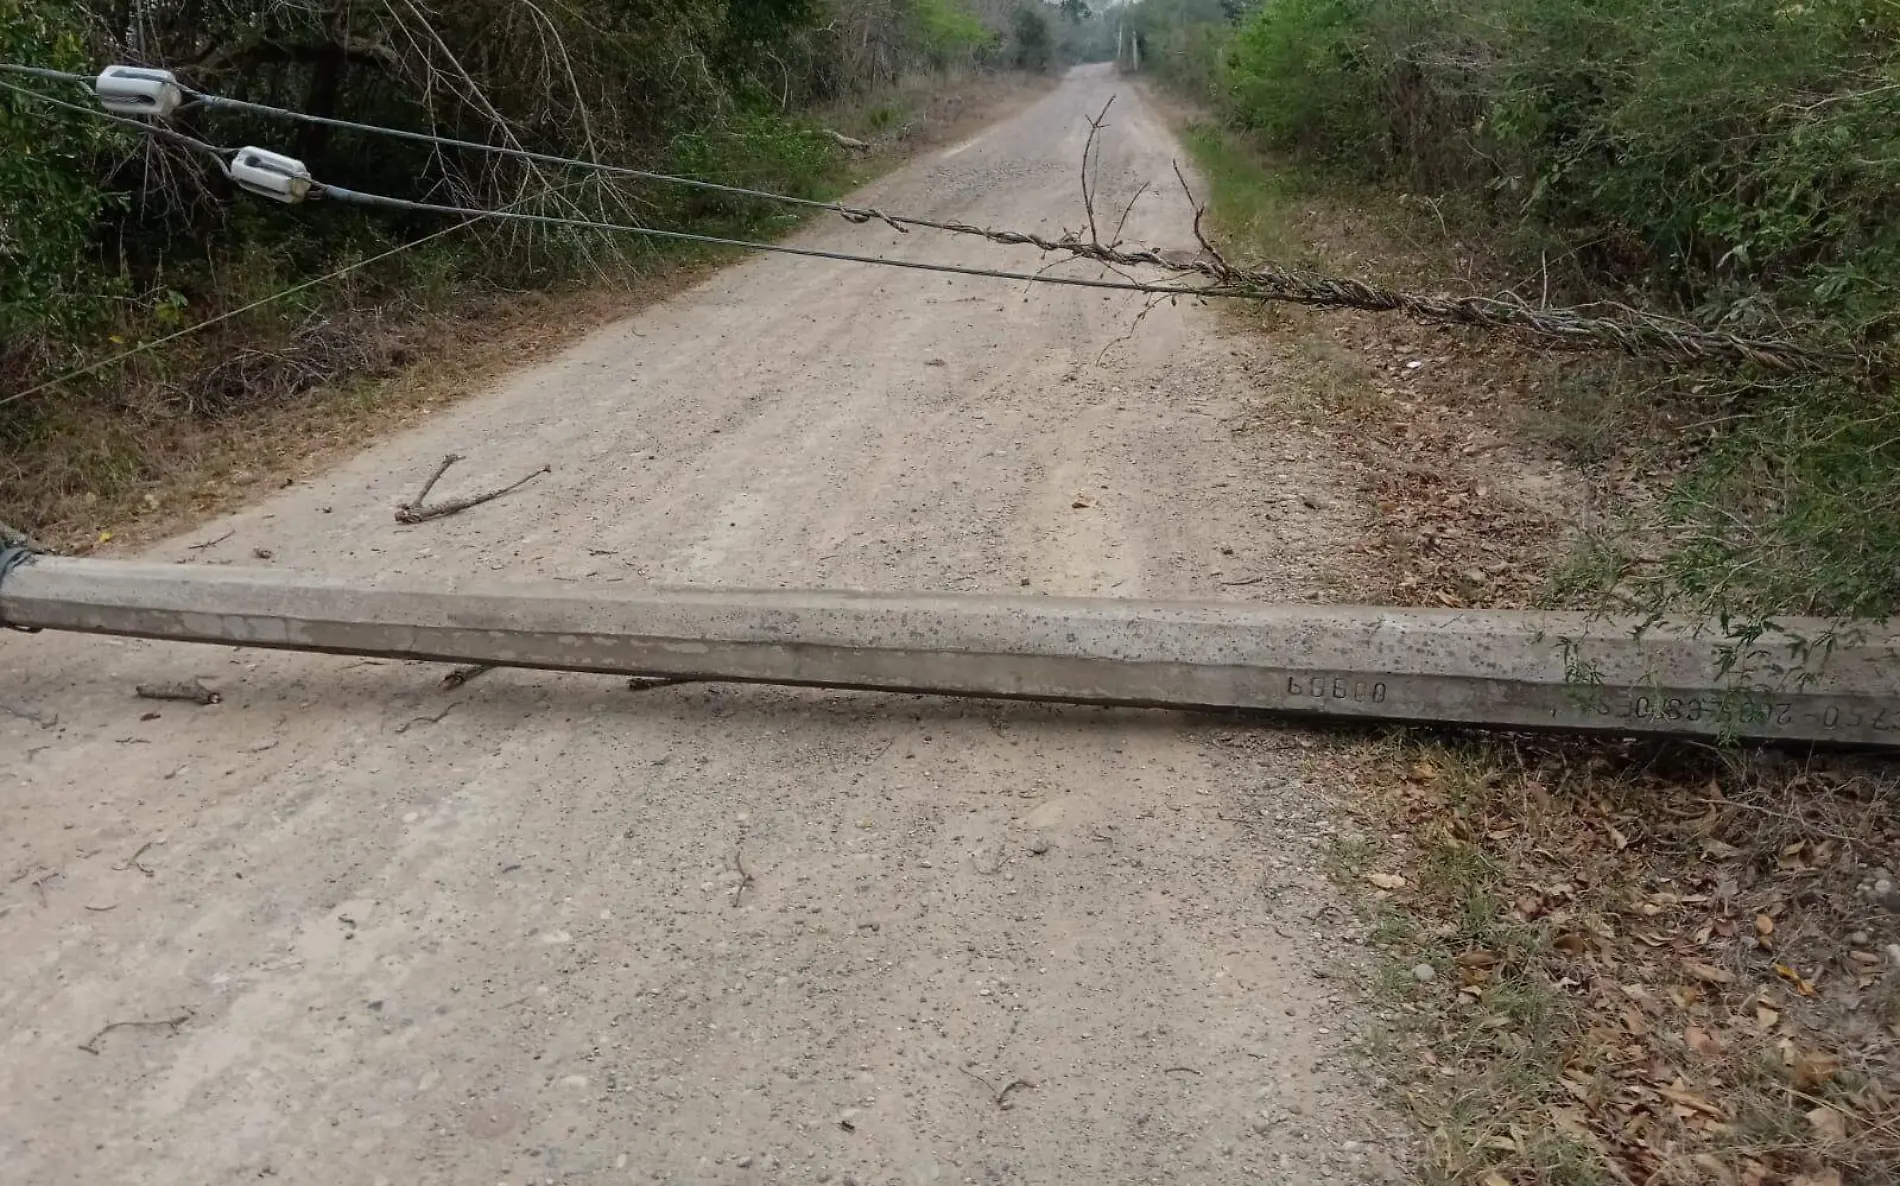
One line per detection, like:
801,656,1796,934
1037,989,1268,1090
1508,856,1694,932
0,65,1402,1184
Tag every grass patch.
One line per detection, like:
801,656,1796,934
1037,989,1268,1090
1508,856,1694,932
1165,107,1579,612
1179,120,1314,265
1322,736,1900,1185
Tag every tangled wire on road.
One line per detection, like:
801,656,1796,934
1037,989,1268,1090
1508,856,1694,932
831,98,1849,375
836,200,1846,373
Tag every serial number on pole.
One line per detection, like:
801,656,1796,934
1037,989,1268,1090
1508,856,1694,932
1589,691,1900,735
1284,674,1389,705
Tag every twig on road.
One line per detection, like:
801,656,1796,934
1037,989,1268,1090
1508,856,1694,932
1171,160,1229,271
186,530,234,551
391,703,456,734
134,682,220,706
404,452,460,507
960,1064,1037,1109
1079,96,1116,246
112,841,158,878
395,453,550,524
441,663,493,690
1109,179,1150,247
730,830,755,908
79,1009,193,1055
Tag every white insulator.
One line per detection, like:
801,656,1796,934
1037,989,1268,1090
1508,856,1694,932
230,147,313,204
95,65,183,118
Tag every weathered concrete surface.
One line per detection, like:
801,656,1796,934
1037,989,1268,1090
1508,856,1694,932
8,556,1895,743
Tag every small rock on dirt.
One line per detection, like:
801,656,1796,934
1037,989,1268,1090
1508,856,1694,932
1411,963,1435,983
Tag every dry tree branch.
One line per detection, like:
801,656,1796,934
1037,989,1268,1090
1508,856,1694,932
1109,179,1150,248
1170,160,1227,271
1079,95,1116,246
394,454,551,524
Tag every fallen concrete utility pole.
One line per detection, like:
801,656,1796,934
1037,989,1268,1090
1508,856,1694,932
2,555,1896,745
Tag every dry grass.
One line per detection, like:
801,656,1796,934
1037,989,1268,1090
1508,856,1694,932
1321,737,1900,1186
1161,109,1588,611
1159,91,1900,1186
6,280,681,553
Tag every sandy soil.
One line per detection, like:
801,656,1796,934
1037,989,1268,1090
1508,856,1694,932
0,65,1405,1185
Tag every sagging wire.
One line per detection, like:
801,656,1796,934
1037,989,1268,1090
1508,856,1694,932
0,61,1864,376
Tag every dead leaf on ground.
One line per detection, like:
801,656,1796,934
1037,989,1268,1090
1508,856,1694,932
1774,962,1818,996
1685,1025,1724,1059
1658,1085,1727,1120
1793,1049,1843,1091
1806,1105,1847,1143
1683,959,1734,986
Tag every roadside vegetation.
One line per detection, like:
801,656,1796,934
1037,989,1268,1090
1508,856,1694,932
1116,4,1900,1184
1316,734,1900,1186
0,0,1100,545
1122,0,1900,625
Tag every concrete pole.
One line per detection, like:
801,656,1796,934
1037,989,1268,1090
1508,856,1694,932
3,556,1895,745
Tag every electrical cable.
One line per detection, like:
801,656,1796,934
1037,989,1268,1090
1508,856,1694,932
318,182,1213,297
0,62,1028,243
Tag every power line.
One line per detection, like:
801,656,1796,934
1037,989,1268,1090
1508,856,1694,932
0,62,1022,244
0,61,1855,373
9,66,1219,302
1,73,1211,410
0,76,487,410
317,183,1214,297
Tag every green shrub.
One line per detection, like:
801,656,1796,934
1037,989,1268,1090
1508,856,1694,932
1012,6,1053,72
1127,0,1900,617
0,0,121,363
660,112,839,233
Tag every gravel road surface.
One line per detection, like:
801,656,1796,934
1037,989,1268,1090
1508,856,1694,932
0,65,1401,1185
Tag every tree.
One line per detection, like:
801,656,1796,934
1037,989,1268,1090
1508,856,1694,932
1011,5,1053,70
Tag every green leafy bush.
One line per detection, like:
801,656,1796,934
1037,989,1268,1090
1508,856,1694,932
0,0,120,363
1128,0,1900,617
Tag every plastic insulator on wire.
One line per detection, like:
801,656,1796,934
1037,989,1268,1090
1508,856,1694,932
230,147,313,203
94,65,182,117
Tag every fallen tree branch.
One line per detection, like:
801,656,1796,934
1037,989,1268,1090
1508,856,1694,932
395,454,551,524
815,156,1851,373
